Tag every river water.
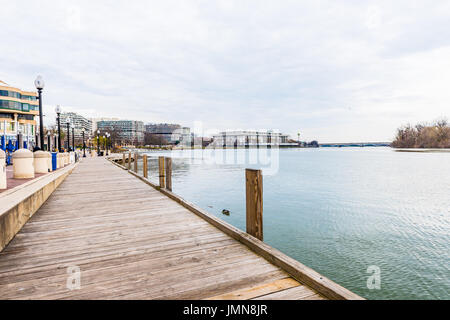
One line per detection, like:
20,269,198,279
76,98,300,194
135,147,449,300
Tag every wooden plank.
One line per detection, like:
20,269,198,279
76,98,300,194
122,163,363,300
246,169,263,241
143,155,148,178
134,153,138,172
253,284,319,300
158,156,165,188
205,277,300,300
165,157,172,191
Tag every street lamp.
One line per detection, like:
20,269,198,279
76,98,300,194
47,131,51,152
55,105,62,151
97,130,100,156
71,123,75,152
82,128,86,157
111,127,115,152
34,75,45,149
66,118,71,151
105,132,109,155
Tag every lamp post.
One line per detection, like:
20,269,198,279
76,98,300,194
97,130,100,155
82,128,86,157
66,118,71,151
71,124,75,152
55,105,62,151
111,127,115,152
47,132,51,151
105,132,109,155
34,75,45,150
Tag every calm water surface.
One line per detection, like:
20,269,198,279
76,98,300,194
137,148,449,300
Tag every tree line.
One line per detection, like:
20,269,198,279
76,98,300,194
392,119,450,148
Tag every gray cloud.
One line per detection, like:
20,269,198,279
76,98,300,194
0,0,449,142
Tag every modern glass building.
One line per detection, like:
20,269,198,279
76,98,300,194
0,80,39,150
212,130,290,148
144,123,192,145
97,120,144,146
60,112,92,143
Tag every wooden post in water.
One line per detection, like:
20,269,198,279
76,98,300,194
134,153,138,172
122,153,125,166
127,152,131,170
158,156,165,188
143,155,148,178
246,169,263,241
165,157,172,191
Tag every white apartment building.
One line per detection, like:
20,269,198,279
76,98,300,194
212,130,289,148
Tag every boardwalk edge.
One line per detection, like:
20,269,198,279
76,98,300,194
108,157,364,300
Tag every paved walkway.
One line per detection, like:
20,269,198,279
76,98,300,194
1,167,47,194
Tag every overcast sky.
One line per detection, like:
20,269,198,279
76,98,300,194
1,1,449,142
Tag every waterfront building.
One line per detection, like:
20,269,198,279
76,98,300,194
0,80,39,150
60,112,92,144
145,123,181,144
97,120,144,146
211,130,290,148
145,123,192,145
90,117,120,136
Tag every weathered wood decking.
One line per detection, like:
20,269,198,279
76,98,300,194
0,157,347,300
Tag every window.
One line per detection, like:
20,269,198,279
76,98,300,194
0,90,24,99
22,95,37,101
0,99,22,110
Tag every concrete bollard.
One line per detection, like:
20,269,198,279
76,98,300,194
0,149,6,189
12,149,34,179
46,152,52,172
64,152,69,166
69,152,75,164
57,153,63,168
0,149,5,167
34,151,50,173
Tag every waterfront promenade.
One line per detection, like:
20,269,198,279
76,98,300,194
0,157,360,300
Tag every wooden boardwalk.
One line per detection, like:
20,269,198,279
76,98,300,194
0,157,328,300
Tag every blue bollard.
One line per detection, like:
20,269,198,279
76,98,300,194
51,152,58,171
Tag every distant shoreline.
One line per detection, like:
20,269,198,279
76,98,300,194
394,148,450,153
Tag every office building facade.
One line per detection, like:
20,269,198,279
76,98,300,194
97,120,144,145
212,130,289,148
60,112,92,143
0,80,39,149
144,123,192,145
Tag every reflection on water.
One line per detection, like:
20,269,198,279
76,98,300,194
135,148,450,300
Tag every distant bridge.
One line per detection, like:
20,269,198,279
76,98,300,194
319,142,391,148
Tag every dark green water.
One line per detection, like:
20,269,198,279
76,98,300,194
138,148,449,300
